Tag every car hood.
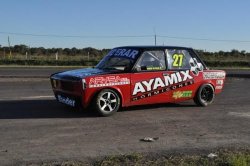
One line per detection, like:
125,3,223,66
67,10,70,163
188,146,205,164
51,68,121,80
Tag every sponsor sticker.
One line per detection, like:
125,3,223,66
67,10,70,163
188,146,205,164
89,76,130,88
107,48,139,59
132,70,194,101
216,80,224,85
172,91,192,99
57,95,76,107
189,58,203,76
146,67,164,70
203,72,225,79
215,86,223,90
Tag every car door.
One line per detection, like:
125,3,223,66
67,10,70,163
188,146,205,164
165,48,204,102
130,50,170,106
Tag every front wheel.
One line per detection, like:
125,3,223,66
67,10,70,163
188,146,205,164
94,89,121,116
194,84,215,106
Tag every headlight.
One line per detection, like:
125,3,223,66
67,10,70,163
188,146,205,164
82,79,87,90
52,79,57,88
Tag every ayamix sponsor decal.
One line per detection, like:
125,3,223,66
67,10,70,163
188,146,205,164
132,70,194,101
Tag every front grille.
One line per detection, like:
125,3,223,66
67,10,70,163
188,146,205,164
51,79,80,92
60,81,74,91
51,74,81,92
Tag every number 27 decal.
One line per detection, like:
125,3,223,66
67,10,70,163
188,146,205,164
172,54,184,67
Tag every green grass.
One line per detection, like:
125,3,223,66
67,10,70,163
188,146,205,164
212,67,250,70
0,53,249,68
94,150,250,166
0,65,87,68
0,59,99,66
25,148,250,166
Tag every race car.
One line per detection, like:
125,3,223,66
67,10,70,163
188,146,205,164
50,46,226,116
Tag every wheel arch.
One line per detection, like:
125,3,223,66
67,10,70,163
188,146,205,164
193,81,215,100
197,81,215,93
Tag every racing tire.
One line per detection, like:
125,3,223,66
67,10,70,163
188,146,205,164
94,89,121,116
194,84,215,107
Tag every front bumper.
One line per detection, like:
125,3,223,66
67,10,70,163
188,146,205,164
50,76,84,108
54,91,82,108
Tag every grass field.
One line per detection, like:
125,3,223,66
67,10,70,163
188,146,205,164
95,150,250,166
0,53,249,67
25,148,250,166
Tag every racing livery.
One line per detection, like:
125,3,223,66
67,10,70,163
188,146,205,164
50,46,226,116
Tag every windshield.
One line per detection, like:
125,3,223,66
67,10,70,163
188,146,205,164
95,48,140,71
96,57,133,71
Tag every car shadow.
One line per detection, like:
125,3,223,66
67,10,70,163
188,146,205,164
0,99,98,119
0,99,197,119
121,102,197,112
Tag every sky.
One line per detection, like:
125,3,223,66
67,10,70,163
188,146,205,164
0,0,250,51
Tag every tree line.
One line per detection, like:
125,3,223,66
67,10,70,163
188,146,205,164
197,49,249,61
0,44,249,61
0,45,110,58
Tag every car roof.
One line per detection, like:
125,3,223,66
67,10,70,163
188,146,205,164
115,45,193,50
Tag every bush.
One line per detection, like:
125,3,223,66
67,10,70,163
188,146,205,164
0,59,249,67
204,61,250,67
0,59,99,66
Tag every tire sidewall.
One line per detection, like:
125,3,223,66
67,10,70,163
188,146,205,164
196,84,215,106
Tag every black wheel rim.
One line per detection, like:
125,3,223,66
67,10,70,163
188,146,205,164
201,86,214,103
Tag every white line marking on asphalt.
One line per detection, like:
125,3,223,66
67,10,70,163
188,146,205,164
228,112,250,118
0,96,55,101
20,96,54,99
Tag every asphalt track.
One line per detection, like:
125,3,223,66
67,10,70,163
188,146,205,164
0,67,250,165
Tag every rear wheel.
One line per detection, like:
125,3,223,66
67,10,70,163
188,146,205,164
194,84,215,106
95,89,120,116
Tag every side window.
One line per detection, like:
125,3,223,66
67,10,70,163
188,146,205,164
135,50,166,71
166,49,195,70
